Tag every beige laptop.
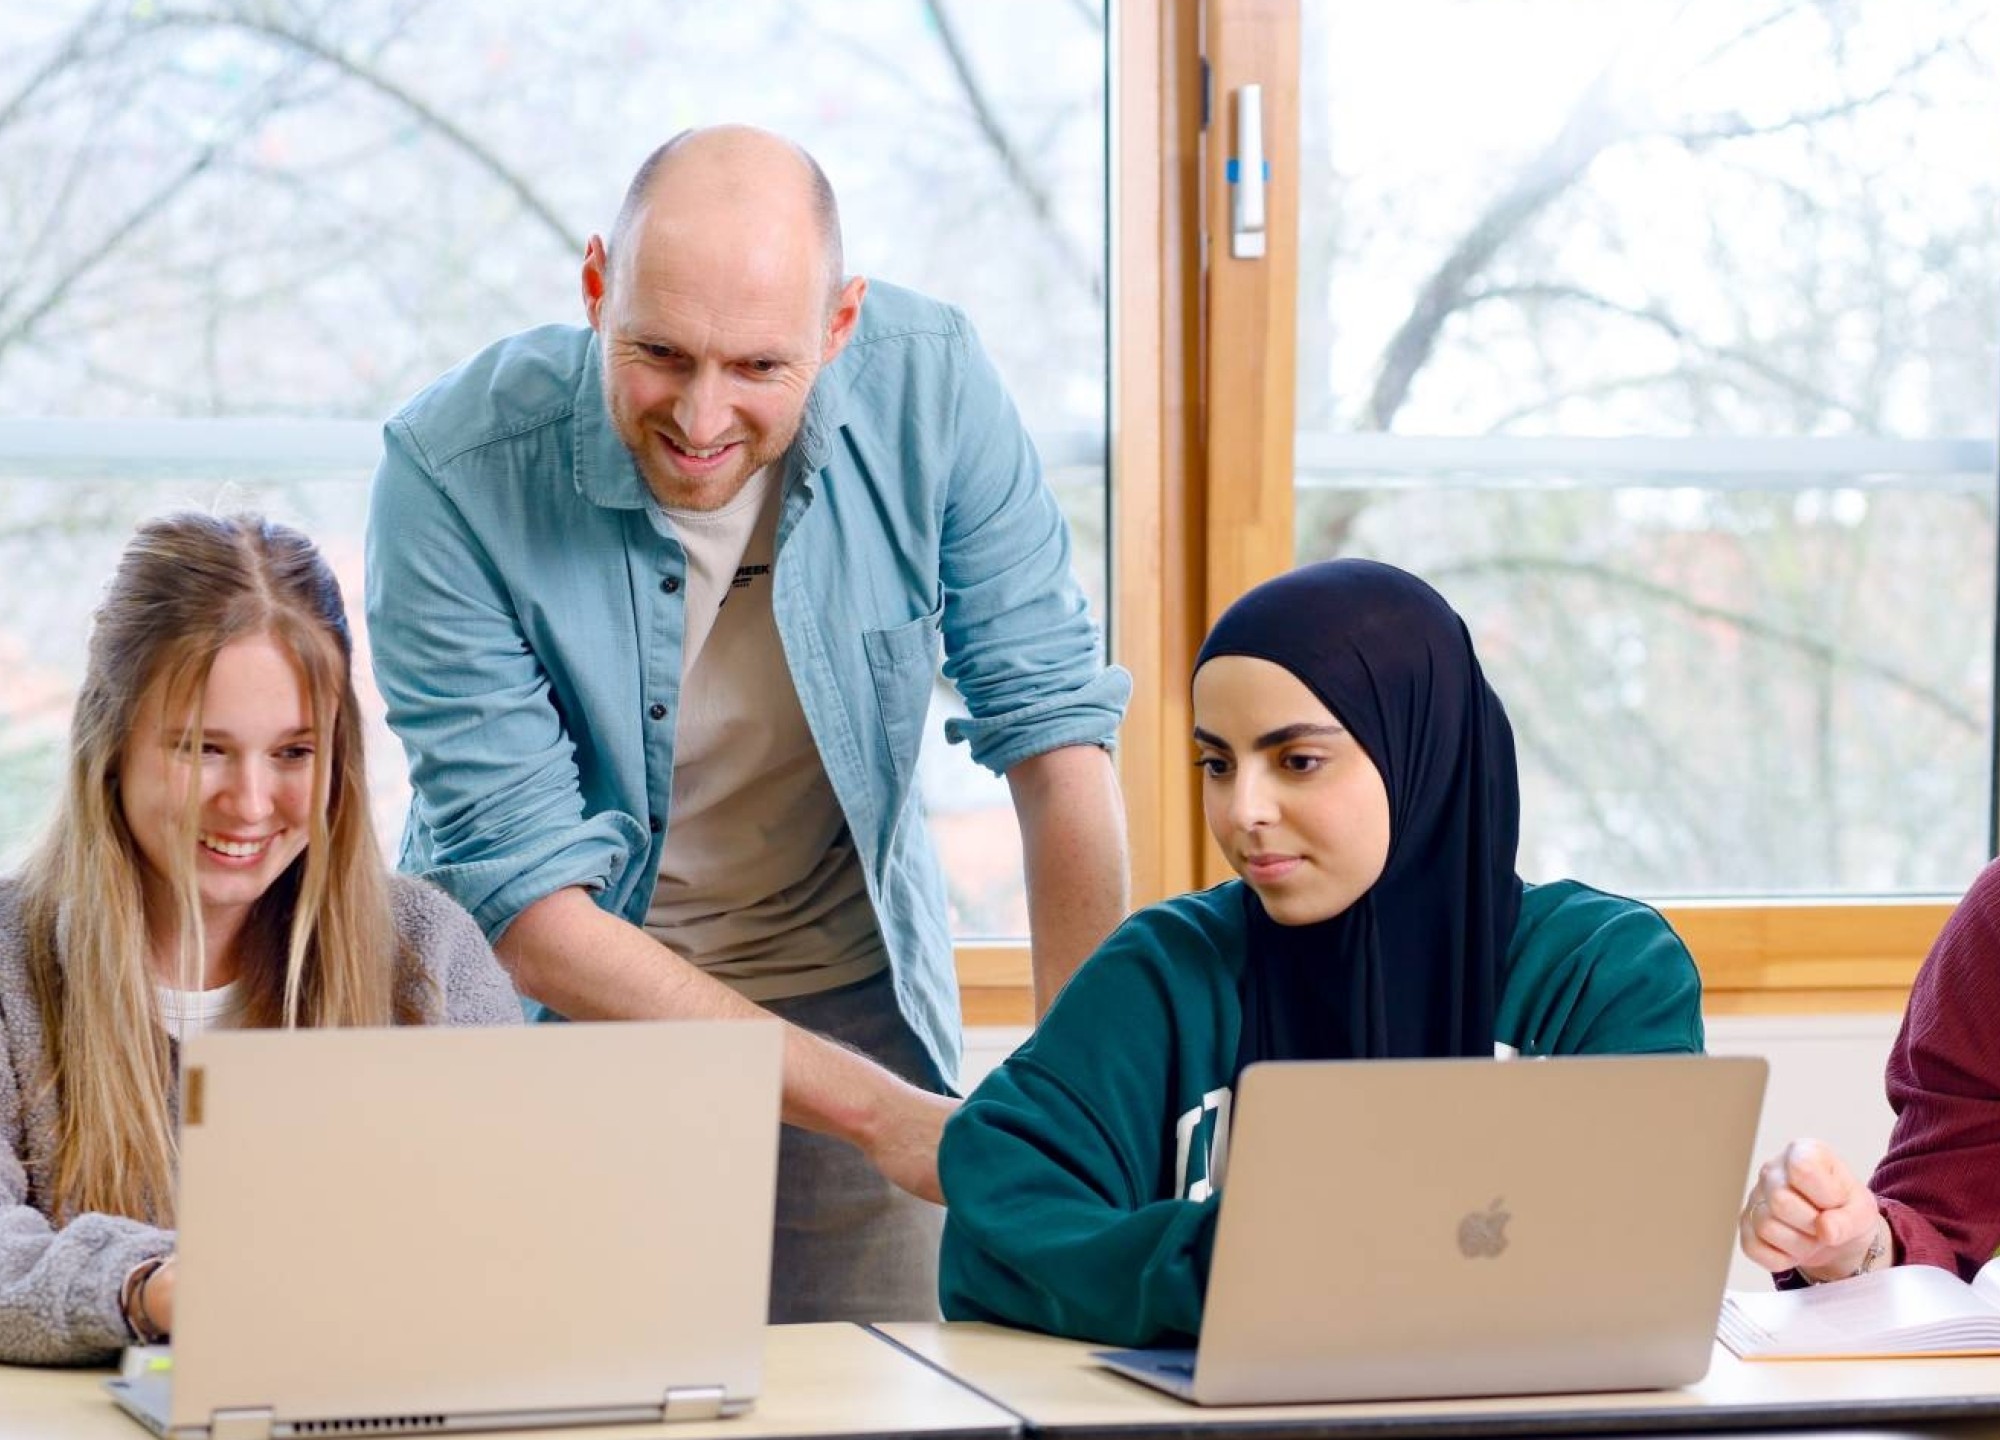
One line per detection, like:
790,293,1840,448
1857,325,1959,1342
1098,1054,1767,1405
107,1020,782,1438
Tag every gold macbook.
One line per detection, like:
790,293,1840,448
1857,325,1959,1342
1099,1054,1767,1405
108,1020,782,1437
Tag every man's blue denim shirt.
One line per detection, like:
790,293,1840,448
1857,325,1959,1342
364,281,1131,1082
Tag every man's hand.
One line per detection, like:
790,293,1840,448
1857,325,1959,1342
503,890,963,1196
853,1083,960,1205
1739,1137,1889,1281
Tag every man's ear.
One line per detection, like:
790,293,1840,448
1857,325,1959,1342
581,235,610,329
821,276,868,363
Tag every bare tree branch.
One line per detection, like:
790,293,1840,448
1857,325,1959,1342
147,5,583,254
1474,368,1720,432
1358,11,1954,435
1510,719,1633,857
922,0,1102,303
1437,554,1982,732
0,78,108,323
0,50,315,354
1506,588,1726,876
1671,0,1801,82
1362,69,1627,430
1671,39,1955,147
0,0,115,134
1467,282,1873,426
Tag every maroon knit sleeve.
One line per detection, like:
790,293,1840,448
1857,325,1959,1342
1869,858,2000,1278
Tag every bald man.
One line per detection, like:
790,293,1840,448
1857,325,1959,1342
365,127,1131,1322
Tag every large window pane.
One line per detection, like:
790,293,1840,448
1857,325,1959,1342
1297,0,1999,896
0,2,1110,937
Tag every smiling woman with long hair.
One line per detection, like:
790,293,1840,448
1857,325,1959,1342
938,559,1705,1347
0,513,519,1365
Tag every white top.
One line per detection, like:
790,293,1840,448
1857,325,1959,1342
644,466,888,1001
155,978,246,1038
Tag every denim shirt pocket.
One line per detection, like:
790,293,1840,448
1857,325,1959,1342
861,602,944,792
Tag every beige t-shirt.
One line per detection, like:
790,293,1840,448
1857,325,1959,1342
643,466,888,1000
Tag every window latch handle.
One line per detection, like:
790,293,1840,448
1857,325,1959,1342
1230,83,1268,259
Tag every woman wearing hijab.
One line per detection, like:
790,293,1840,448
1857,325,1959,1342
936,559,1703,1346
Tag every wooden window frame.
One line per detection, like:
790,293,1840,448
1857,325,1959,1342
950,0,1966,1029
957,899,1952,1027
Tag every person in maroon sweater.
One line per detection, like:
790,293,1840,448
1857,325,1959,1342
1740,857,2000,1284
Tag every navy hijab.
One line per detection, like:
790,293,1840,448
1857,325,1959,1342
1195,559,1523,1068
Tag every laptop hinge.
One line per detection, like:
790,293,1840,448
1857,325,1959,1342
662,1384,727,1421
209,1407,274,1440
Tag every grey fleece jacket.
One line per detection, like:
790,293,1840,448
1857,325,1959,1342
0,874,522,1365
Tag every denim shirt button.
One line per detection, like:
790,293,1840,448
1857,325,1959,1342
649,815,662,834
648,702,667,721
660,575,680,594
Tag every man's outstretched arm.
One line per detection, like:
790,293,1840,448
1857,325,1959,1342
1008,744,1130,1016
499,887,956,1202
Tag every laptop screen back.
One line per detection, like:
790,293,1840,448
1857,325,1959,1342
167,1020,781,1432
1194,1054,1767,1404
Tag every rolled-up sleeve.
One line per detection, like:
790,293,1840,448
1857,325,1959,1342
933,318,1130,776
366,422,648,940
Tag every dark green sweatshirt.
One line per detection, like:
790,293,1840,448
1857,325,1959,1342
937,878,1704,1346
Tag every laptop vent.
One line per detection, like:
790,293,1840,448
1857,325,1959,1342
284,1416,449,1435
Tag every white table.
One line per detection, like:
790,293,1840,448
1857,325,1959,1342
0,1323,1019,1440
877,1320,2000,1439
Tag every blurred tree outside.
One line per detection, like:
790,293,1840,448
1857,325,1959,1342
1294,0,1999,895
3,0,1994,912
0,0,1109,938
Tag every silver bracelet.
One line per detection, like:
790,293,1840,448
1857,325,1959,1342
1799,1223,1889,1285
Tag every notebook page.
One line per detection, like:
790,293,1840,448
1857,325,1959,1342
1721,1266,2000,1358
1972,1255,2000,1309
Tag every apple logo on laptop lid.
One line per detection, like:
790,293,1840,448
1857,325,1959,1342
1457,1198,1510,1259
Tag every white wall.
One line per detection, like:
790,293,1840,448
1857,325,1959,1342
962,1027,1030,1093
1706,1013,1901,1289
961,1013,1903,1292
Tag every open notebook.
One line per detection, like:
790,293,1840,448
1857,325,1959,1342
1721,1258,2000,1359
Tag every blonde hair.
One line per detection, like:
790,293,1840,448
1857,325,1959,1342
19,513,423,1225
